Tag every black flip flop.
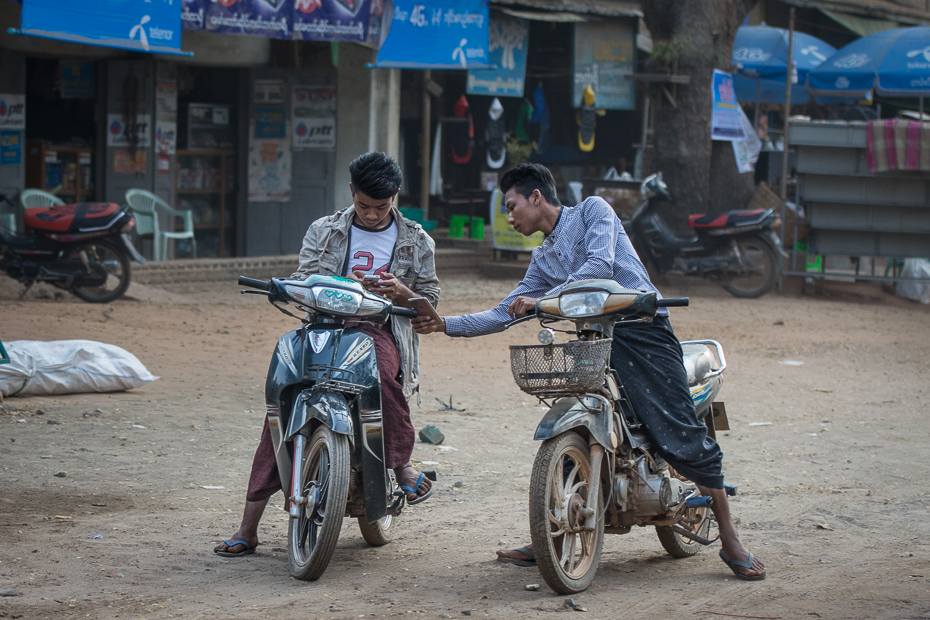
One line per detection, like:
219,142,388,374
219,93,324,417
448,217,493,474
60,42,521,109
215,539,256,558
496,546,536,567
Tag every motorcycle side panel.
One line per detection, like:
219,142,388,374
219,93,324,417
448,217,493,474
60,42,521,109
534,396,614,451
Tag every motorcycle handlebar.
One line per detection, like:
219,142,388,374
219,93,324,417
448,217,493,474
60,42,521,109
658,297,689,308
238,276,270,291
391,306,418,318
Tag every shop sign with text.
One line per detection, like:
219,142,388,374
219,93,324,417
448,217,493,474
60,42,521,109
467,13,527,97
573,21,635,110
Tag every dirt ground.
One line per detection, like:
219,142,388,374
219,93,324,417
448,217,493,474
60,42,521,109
1,271,929,620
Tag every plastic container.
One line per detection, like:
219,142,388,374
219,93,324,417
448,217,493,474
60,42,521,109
470,217,484,240
400,207,425,223
449,214,469,238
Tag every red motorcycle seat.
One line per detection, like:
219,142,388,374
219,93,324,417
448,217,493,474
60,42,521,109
687,209,766,229
23,202,121,233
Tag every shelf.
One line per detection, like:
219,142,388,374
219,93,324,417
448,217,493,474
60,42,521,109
176,188,233,194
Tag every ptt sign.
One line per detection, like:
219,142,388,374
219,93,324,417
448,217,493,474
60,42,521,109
106,114,152,148
0,95,26,129
293,118,336,150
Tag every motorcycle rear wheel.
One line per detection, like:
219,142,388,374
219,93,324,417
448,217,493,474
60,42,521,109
67,239,131,303
529,431,604,594
720,236,777,299
357,470,398,547
288,425,350,581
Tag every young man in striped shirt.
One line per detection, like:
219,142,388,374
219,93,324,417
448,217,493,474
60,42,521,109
413,163,764,581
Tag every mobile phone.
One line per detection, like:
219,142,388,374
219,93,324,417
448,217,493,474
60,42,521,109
363,275,380,283
407,297,442,323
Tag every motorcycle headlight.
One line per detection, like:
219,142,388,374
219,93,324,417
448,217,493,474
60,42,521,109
559,291,610,317
314,286,361,314
284,284,315,306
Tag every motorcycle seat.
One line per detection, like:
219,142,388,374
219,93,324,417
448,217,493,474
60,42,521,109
23,203,121,234
681,343,715,386
687,209,767,230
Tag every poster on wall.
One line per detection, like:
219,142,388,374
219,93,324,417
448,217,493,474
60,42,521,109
292,88,336,150
106,114,152,148
254,80,285,104
60,62,94,99
490,189,543,252
572,21,635,110
113,150,147,175
255,107,287,139
1,131,22,165
467,14,528,97
249,134,292,201
732,104,762,173
293,0,371,43
155,81,178,157
0,95,26,130
206,0,294,39
711,69,746,141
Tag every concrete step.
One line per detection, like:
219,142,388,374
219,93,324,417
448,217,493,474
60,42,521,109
133,245,490,285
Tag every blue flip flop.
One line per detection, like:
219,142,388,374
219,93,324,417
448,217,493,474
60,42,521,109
215,539,256,558
400,472,433,505
719,549,765,581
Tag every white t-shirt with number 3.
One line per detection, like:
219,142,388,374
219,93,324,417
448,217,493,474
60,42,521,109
345,219,398,277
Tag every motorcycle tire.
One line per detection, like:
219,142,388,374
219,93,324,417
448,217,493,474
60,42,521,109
67,239,132,303
357,471,398,547
288,425,351,581
655,503,712,558
720,236,777,299
529,431,604,594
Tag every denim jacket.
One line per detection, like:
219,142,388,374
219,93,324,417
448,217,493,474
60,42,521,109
291,205,440,400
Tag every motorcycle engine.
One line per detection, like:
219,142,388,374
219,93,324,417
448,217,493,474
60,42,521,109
613,459,688,518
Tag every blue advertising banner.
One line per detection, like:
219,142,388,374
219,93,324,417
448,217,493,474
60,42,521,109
206,0,293,40
293,0,371,42
255,107,287,139
376,0,489,69
711,69,746,141
60,62,95,99
467,13,527,97
1,131,22,166
19,0,186,55
182,0,206,30
572,20,635,110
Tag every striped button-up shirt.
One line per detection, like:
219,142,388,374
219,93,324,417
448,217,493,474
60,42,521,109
445,196,664,337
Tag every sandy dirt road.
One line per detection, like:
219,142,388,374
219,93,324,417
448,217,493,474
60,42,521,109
1,274,929,620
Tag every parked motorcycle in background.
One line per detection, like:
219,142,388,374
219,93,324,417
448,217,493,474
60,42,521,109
237,274,434,581
0,192,144,302
508,281,733,593
626,173,780,298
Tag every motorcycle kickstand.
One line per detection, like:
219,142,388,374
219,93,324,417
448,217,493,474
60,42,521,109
18,281,33,300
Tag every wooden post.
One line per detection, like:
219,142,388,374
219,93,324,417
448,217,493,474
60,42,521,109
420,70,431,220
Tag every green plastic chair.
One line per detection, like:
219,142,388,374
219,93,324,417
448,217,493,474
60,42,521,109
125,189,197,261
20,188,65,210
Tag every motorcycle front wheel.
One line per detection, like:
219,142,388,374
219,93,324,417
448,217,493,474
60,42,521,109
288,425,350,581
720,236,777,299
67,239,132,303
529,432,604,594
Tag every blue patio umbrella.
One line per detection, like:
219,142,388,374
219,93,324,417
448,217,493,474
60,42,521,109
733,24,837,119
807,26,930,98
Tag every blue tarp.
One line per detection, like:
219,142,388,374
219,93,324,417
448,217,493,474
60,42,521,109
19,0,187,56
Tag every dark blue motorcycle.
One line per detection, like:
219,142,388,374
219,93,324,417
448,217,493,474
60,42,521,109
238,274,430,581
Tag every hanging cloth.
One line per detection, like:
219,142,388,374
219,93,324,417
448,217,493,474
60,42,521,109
530,83,550,154
577,85,597,152
450,94,474,165
486,98,506,169
514,98,534,142
429,123,443,196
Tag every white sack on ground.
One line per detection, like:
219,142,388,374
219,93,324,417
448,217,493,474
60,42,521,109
0,340,159,397
895,259,930,304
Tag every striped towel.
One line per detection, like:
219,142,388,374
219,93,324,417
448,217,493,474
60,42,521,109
867,119,930,173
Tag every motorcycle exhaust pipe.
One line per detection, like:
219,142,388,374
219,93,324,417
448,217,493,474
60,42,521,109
669,523,719,546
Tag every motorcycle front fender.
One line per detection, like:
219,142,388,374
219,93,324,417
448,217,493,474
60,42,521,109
286,390,353,441
120,233,146,264
534,395,615,451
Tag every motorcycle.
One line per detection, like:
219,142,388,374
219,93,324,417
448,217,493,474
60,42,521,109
0,192,144,303
508,280,733,594
627,172,781,298
237,273,435,581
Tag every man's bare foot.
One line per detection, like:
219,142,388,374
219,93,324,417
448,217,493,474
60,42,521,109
393,462,432,503
719,542,765,580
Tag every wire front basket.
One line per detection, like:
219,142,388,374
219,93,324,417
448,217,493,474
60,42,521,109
510,340,611,397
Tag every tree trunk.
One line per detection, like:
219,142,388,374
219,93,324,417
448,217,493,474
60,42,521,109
642,0,756,231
